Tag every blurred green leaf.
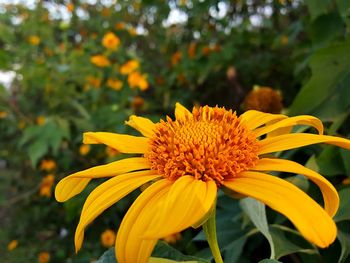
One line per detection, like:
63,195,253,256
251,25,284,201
310,12,344,47
336,0,350,25
338,230,350,263
259,258,282,263
258,259,282,263
305,0,332,20
27,139,48,166
334,187,350,222
289,41,350,117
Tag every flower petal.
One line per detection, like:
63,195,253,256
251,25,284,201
239,110,287,131
224,171,337,248
253,115,324,137
55,157,150,202
252,158,339,217
143,176,217,238
125,115,156,138
258,134,350,155
74,170,161,252
116,179,172,263
83,132,149,153
175,102,192,121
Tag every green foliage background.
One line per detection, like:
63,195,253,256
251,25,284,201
1,0,350,262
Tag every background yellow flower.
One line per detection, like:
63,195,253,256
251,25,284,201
90,55,111,67
127,71,149,91
100,229,116,248
120,60,139,75
102,32,120,50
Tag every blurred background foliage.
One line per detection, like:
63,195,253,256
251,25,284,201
0,0,350,262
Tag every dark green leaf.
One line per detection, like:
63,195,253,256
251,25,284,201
305,0,332,20
240,198,275,259
289,41,350,116
334,188,350,222
95,248,116,263
337,230,350,263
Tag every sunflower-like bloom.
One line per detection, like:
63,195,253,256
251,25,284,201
55,103,350,263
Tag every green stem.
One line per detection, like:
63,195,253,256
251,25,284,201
203,207,224,263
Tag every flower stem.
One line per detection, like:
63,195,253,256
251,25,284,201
203,207,223,263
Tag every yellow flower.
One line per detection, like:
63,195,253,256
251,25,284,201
66,3,74,12
29,35,41,45
171,51,182,66
55,103,350,263
226,66,237,80
86,76,101,89
105,146,119,158
120,60,139,75
127,71,149,91
188,42,196,59
18,120,26,129
342,178,350,185
101,7,110,17
102,32,120,50
101,229,116,247
280,35,289,45
40,159,56,172
90,55,111,67
7,240,18,251
128,27,137,36
162,233,181,244
0,111,8,118
115,22,125,30
243,86,283,114
79,145,90,156
36,116,46,125
39,174,55,197
131,96,145,111
107,78,123,91
38,251,50,263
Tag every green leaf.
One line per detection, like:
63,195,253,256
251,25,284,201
334,187,350,222
258,259,282,263
305,0,332,20
152,241,209,263
240,198,275,259
316,146,345,176
310,12,344,47
269,225,317,259
27,139,48,166
95,248,116,263
337,230,350,263
289,41,350,116
95,242,209,263
336,0,350,25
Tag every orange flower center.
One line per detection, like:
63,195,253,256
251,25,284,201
147,106,259,186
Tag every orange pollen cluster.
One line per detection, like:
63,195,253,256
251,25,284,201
146,106,260,186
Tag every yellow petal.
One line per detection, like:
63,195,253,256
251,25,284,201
175,102,192,121
143,176,217,238
55,157,149,202
253,115,324,137
83,132,149,153
116,179,172,263
74,171,161,252
258,134,350,155
125,115,156,138
239,110,287,131
224,171,337,248
252,158,339,217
